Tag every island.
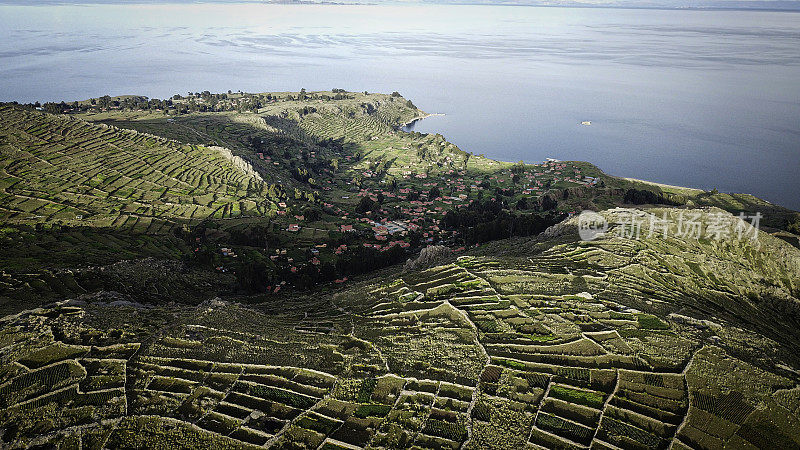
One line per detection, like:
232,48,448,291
0,90,799,449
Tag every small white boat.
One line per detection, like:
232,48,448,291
581,121,591,126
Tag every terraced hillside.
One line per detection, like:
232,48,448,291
86,91,422,144
2,208,798,449
259,92,422,143
0,105,272,230
0,93,587,318
79,91,484,184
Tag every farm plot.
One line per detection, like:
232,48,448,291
269,375,404,448
0,105,270,228
0,327,139,445
676,345,800,449
145,305,358,374
594,370,687,449
129,355,340,444
356,304,486,385
1,199,799,449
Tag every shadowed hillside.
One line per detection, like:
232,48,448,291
0,208,798,449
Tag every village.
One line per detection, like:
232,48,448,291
211,156,599,294
27,89,609,298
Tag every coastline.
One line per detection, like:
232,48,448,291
398,112,444,130
621,177,705,195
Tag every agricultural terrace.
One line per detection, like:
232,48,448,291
0,105,273,230
2,90,617,307
1,208,799,448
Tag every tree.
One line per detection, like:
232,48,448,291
429,186,441,200
788,218,800,235
538,195,558,211
44,102,62,114
303,207,321,221
98,95,112,109
355,196,378,214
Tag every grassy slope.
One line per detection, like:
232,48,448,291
1,91,800,448
74,92,800,236
2,91,798,318
0,208,798,449
0,104,273,314
0,104,270,230
606,176,800,234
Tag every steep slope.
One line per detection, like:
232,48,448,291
1,208,798,449
480,208,800,360
0,104,271,230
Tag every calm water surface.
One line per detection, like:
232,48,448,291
1,4,798,208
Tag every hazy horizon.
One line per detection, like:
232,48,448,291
1,0,800,11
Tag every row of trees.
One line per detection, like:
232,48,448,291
24,90,335,116
442,199,564,244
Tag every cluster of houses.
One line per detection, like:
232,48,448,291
225,158,595,291
284,158,590,264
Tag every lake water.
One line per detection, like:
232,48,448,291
1,3,798,209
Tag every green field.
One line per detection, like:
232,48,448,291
1,90,799,449
0,207,798,448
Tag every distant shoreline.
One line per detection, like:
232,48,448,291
398,113,444,130
4,2,799,13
